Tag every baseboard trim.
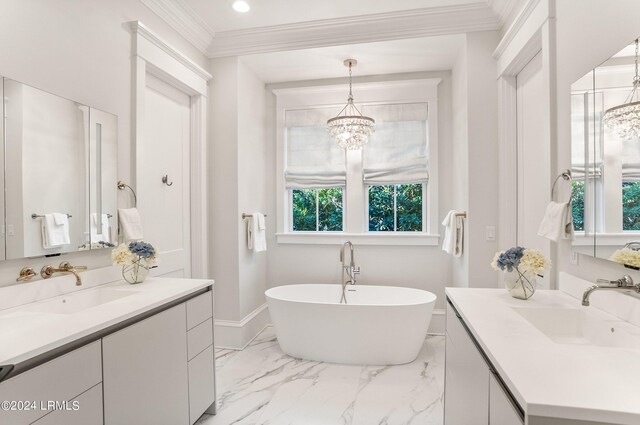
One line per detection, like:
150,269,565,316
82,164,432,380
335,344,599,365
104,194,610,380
427,308,445,336
214,303,271,350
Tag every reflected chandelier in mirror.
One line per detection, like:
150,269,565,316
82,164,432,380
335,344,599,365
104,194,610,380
571,36,640,268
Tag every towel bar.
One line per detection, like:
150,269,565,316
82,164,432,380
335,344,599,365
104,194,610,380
32,213,72,219
242,213,267,219
455,212,467,218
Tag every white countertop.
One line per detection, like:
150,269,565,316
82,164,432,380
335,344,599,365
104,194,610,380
0,277,213,366
446,287,640,424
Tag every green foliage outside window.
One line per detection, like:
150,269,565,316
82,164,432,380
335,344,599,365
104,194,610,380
623,182,640,231
292,188,343,231
368,184,423,232
571,180,585,232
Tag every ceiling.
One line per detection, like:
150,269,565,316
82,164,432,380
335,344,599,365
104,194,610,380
241,35,465,84
140,0,525,58
185,0,481,33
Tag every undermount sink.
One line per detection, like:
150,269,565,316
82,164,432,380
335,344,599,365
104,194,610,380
24,288,138,315
513,307,640,349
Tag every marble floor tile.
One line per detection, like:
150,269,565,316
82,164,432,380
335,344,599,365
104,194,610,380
198,327,444,425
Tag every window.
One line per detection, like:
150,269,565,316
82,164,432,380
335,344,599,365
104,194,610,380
276,80,440,244
623,181,640,230
292,188,343,231
571,180,585,231
368,184,423,231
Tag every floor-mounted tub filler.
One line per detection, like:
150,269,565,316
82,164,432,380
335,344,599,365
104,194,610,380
265,283,437,365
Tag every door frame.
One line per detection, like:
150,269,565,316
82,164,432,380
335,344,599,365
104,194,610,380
130,21,212,278
495,7,557,286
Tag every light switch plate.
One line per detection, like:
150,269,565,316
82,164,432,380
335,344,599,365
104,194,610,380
485,226,496,241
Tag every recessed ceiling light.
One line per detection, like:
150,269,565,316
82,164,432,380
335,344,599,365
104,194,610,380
232,1,250,13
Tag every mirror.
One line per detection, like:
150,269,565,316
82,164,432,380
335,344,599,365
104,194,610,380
571,38,640,267
2,78,117,260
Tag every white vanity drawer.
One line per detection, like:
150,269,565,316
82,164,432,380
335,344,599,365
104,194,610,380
32,383,103,425
0,340,102,425
188,318,213,360
188,345,215,424
186,291,213,330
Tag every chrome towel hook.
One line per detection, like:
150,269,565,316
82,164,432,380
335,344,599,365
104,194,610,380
162,175,173,186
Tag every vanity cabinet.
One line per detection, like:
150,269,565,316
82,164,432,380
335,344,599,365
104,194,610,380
445,299,523,425
103,303,190,425
0,340,103,425
103,290,216,425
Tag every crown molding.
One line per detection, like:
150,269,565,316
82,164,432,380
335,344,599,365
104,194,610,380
493,0,542,59
139,0,214,55
131,21,212,81
207,4,501,57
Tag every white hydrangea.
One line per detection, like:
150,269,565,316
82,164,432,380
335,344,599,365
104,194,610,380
519,249,551,275
111,243,134,266
610,248,640,268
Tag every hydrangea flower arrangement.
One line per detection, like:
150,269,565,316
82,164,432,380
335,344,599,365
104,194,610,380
491,246,551,300
610,248,640,270
112,241,157,283
491,246,551,276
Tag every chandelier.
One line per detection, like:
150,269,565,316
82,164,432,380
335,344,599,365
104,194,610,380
603,38,640,140
327,59,375,150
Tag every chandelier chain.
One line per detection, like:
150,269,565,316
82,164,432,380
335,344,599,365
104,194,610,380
635,38,639,88
348,61,353,103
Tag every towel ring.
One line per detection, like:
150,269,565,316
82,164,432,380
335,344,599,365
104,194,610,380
551,169,572,202
117,180,137,207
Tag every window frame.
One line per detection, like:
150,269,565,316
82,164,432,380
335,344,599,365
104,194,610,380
274,79,440,246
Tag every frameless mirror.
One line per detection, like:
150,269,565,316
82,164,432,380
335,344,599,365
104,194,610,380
571,37,640,266
2,78,117,260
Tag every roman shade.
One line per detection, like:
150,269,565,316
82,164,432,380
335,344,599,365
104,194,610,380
285,108,346,189
362,103,429,185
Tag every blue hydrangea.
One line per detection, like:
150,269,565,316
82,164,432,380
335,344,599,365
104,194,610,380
496,246,525,272
129,241,155,258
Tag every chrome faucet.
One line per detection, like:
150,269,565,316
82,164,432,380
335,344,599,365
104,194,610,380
582,275,640,306
41,262,88,286
339,241,360,304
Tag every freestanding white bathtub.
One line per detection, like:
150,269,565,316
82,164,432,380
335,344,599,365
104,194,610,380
265,284,437,365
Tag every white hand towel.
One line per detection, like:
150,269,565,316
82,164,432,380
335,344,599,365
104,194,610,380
41,213,71,248
90,213,111,243
257,213,266,230
442,210,464,257
247,213,267,252
118,208,143,241
537,201,574,242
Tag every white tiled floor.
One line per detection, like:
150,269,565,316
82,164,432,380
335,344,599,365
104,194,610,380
196,327,444,425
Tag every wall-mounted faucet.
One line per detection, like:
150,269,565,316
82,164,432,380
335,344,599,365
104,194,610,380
339,241,360,304
41,262,88,286
582,275,640,306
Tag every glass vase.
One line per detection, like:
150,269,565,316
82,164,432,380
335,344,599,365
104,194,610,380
122,259,150,284
504,268,536,300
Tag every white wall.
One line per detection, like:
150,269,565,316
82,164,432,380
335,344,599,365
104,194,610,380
449,31,501,289
0,0,207,288
265,71,454,310
237,60,268,319
465,31,501,288
210,57,241,321
451,44,470,287
209,57,268,324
